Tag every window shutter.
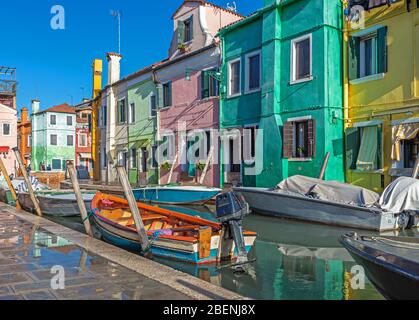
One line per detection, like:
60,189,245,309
167,82,172,106
156,84,163,108
345,127,359,170
348,36,360,80
307,119,316,158
377,26,388,74
283,122,294,159
201,71,209,99
189,16,194,41
377,125,383,169
177,20,185,44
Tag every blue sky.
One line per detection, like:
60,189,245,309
1,0,262,114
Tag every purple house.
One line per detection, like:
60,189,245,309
155,0,242,187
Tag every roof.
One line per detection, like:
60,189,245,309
35,103,75,115
172,0,244,19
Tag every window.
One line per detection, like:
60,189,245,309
67,116,73,126
130,148,137,169
228,59,241,97
118,99,126,123
291,34,312,83
102,106,107,126
78,133,87,147
178,16,193,44
283,118,316,159
402,137,419,169
52,159,61,170
50,134,58,146
201,69,219,99
245,52,261,92
140,147,148,173
163,82,172,108
243,126,258,162
102,148,107,168
151,145,158,169
118,151,128,168
50,115,57,125
129,103,136,124
67,135,74,146
150,94,157,117
2,123,10,136
349,27,388,81
346,125,383,171
27,135,32,148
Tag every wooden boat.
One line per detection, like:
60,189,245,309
18,191,96,217
235,176,419,232
0,178,49,206
341,233,419,300
132,185,222,205
90,193,257,264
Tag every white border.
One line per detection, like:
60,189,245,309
290,33,313,85
227,58,241,98
1,122,11,137
245,50,262,94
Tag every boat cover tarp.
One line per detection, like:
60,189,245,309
275,175,380,207
379,177,419,213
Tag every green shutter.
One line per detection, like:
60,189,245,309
156,84,163,108
377,26,388,74
189,16,194,41
377,125,383,169
177,20,185,45
345,127,360,170
167,82,172,106
201,71,209,99
348,36,360,80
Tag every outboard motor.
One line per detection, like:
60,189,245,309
216,192,252,272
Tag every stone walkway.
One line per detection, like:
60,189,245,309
0,203,246,300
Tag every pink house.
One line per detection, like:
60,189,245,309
155,0,242,187
0,103,17,178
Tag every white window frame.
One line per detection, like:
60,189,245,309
27,135,32,148
78,133,88,147
51,158,63,171
359,34,378,79
290,33,313,85
67,135,74,147
50,115,57,126
245,50,262,94
129,102,136,124
228,58,242,98
67,116,73,126
130,148,137,169
1,122,11,136
118,98,127,124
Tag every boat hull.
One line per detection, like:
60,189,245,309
18,192,94,217
235,188,403,231
133,187,221,205
341,234,419,300
91,214,256,265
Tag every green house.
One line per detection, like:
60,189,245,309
218,0,345,187
127,71,159,185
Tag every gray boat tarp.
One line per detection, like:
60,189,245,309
275,175,380,207
379,177,419,213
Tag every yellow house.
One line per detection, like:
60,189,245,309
344,0,419,193
91,59,102,181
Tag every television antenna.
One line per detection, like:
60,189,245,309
226,2,237,12
110,9,122,54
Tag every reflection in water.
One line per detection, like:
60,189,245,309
46,205,419,300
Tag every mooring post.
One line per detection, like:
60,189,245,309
67,161,93,237
318,152,331,180
116,165,150,251
12,147,42,216
412,158,419,178
0,156,21,209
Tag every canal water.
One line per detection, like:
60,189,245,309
48,205,419,300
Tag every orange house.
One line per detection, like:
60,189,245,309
17,108,32,170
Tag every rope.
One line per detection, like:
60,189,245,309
143,231,163,253
82,208,99,223
369,236,419,250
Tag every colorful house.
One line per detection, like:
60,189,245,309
91,59,103,182
31,102,76,172
344,0,419,192
218,0,345,188
75,100,93,176
155,0,242,187
0,103,17,177
17,107,32,170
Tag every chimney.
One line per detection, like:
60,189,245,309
106,53,122,85
21,108,29,123
31,100,40,114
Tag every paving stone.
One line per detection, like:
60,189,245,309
22,290,57,300
0,273,32,286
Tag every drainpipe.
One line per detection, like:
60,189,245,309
343,13,350,182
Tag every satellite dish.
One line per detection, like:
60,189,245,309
226,2,237,12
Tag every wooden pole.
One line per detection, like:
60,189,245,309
318,152,331,180
67,161,93,237
412,158,419,179
12,147,42,216
0,156,21,209
199,146,214,185
168,151,179,184
116,165,150,251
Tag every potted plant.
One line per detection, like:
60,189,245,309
296,146,307,158
161,161,171,172
178,43,187,53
